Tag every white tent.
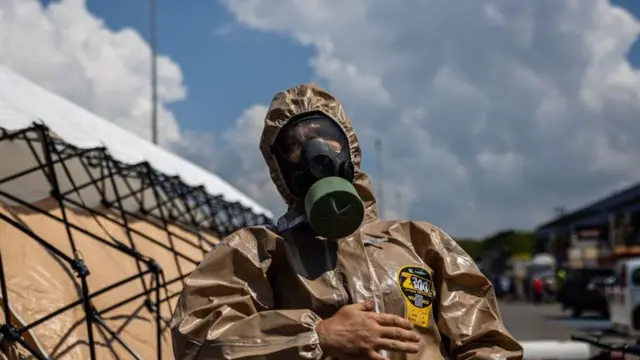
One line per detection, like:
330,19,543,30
0,64,271,359
0,63,272,220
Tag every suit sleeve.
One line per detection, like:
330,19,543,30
170,227,323,360
412,223,523,360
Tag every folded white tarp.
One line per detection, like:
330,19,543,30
0,63,272,219
521,340,592,360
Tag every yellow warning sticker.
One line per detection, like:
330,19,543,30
397,265,435,328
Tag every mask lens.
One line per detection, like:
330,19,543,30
274,115,347,163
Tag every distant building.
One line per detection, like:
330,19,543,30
534,182,640,268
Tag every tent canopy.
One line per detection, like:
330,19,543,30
0,63,272,220
0,65,272,359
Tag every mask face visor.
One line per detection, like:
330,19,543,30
273,114,348,164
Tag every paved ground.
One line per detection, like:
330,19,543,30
499,301,610,341
498,302,640,359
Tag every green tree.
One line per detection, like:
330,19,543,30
456,238,483,259
509,231,534,255
457,229,535,261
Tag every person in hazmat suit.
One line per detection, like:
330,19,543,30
170,83,523,360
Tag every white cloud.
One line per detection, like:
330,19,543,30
7,0,640,237
0,0,277,222
175,104,285,216
220,0,640,236
0,0,186,145
218,105,286,215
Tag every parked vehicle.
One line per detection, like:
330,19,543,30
580,275,615,317
556,267,614,318
607,257,640,337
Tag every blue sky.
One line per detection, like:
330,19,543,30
26,0,640,234
40,0,640,136
43,0,317,134
614,0,640,65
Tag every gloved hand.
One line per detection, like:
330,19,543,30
316,299,421,359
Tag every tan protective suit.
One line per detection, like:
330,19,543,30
170,84,523,360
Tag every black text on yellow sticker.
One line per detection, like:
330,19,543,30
397,265,435,328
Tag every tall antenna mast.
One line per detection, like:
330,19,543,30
150,0,159,144
374,138,384,219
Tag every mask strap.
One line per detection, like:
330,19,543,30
276,211,308,233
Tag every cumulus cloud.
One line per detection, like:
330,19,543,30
6,0,640,238
0,0,186,145
220,0,640,236
218,105,285,215
0,0,275,220
172,104,285,215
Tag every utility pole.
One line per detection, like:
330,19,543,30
150,0,159,144
374,138,384,219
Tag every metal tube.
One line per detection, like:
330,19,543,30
150,0,158,144
521,340,592,360
374,139,384,219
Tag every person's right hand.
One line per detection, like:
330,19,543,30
315,299,421,359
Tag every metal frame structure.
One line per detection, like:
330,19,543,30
0,124,272,359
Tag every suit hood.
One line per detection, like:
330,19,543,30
259,83,378,222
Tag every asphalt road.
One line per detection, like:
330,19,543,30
499,301,610,341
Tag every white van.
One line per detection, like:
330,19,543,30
607,257,640,337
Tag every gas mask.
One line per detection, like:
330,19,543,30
272,113,365,239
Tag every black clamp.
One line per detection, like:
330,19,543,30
0,324,20,342
49,189,61,201
147,259,162,274
144,299,158,313
71,258,90,278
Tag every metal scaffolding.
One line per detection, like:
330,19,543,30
0,124,272,359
